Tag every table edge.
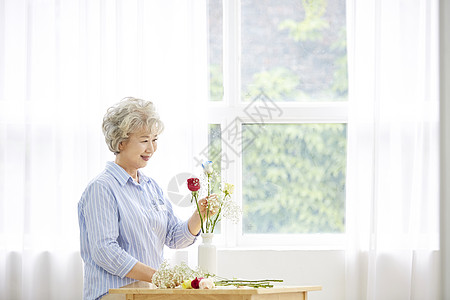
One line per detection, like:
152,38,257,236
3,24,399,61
109,285,322,295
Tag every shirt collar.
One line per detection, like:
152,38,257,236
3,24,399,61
105,161,151,186
106,161,130,186
137,169,151,184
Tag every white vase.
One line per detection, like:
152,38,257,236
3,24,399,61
198,233,217,275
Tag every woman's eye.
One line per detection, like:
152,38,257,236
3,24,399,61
142,140,149,143
152,139,158,143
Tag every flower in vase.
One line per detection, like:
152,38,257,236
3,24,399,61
187,161,241,234
202,161,214,175
223,183,235,196
221,197,242,224
187,178,200,192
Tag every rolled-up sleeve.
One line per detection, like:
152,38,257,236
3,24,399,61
81,182,137,278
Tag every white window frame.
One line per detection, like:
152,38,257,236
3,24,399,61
205,0,348,249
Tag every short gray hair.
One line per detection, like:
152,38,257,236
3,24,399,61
102,97,164,154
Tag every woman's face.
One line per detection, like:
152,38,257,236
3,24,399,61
116,129,158,172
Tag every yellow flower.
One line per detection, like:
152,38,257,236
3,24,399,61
224,183,235,195
182,279,192,289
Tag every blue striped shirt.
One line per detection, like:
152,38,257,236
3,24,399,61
78,161,198,300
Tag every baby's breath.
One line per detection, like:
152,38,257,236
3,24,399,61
152,261,204,288
207,194,221,214
221,198,242,224
152,261,283,289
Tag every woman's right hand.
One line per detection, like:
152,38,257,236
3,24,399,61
197,194,218,219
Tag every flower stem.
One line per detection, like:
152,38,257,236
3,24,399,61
193,192,204,233
207,174,211,197
206,173,211,232
214,279,283,288
211,193,229,232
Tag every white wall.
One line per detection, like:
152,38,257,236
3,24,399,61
217,250,345,300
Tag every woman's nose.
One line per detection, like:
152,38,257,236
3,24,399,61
146,142,154,153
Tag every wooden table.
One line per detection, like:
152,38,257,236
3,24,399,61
109,282,322,300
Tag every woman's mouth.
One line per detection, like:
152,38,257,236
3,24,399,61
141,155,150,161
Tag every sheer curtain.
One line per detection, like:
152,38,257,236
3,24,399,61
345,0,440,299
0,0,206,299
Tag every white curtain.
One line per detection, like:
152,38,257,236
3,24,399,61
1,0,442,299
0,0,206,299
345,0,440,299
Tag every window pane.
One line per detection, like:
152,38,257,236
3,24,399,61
207,0,223,101
208,124,222,233
241,0,348,102
242,124,347,233
208,124,222,174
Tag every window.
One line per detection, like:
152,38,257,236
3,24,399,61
206,0,348,247
240,0,347,102
242,123,347,234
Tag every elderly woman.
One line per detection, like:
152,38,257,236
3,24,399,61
78,97,214,300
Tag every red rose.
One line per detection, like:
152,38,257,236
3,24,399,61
187,178,200,192
191,277,203,289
